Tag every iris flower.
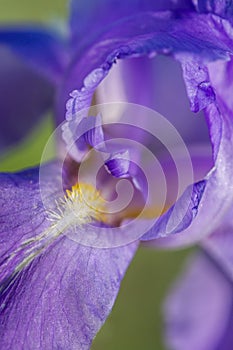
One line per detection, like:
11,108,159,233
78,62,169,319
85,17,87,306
1,0,233,349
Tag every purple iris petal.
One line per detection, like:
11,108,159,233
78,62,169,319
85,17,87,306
164,252,233,350
0,163,138,349
2,4,233,349
0,48,54,152
0,26,68,83
1,239,137,350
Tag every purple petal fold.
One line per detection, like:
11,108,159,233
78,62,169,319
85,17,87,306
164,252,233,350
0,26,67,83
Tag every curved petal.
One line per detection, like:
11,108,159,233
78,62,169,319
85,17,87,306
0,48,54,152
164,252,233,350
58,11,233,123
0,164,138,349
61,10,233,247
143,101,233,244
0,25,68,84
61,12,233,245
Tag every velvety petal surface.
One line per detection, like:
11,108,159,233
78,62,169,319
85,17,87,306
0,26,68,83
0,48,54,152
164,252,233,350
0,164,138,349
1,237,137,350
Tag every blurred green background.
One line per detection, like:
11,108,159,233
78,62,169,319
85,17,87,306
0,2,192,349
